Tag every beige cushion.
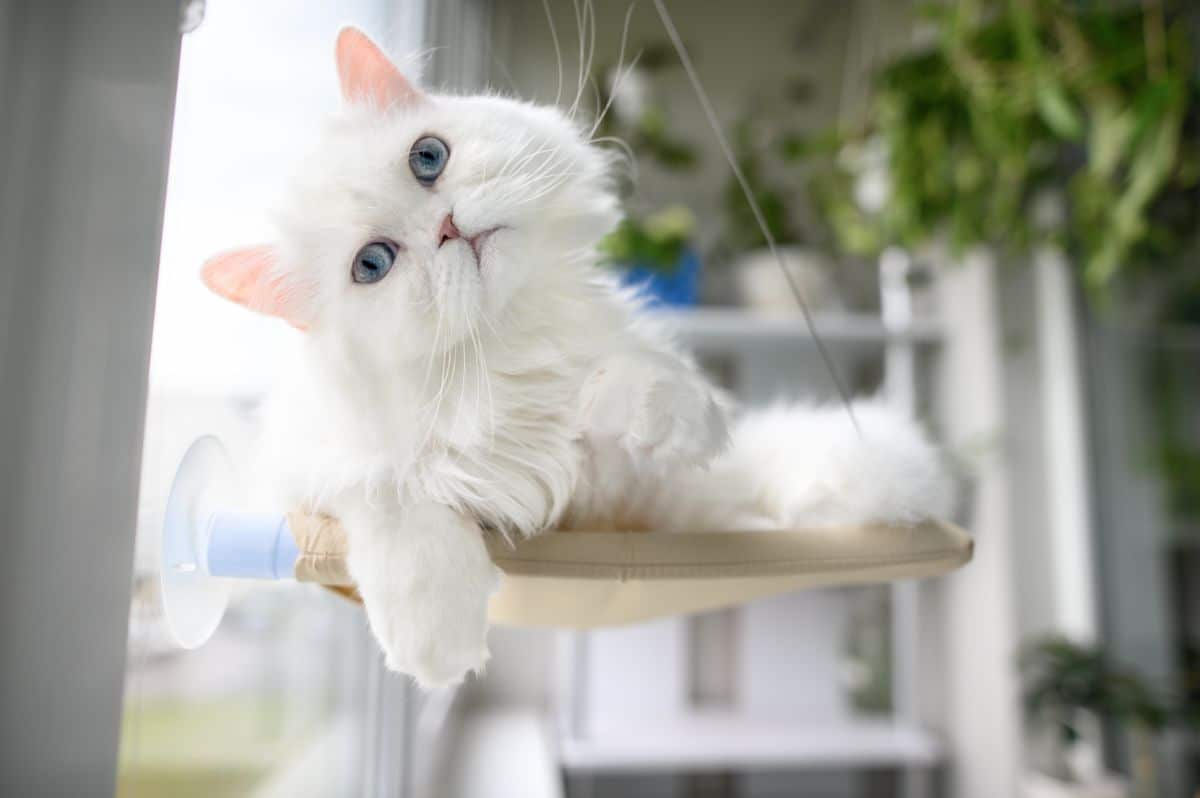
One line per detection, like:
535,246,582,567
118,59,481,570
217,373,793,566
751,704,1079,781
287,513,972,629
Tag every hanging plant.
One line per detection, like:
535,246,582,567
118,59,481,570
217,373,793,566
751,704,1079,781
791,0,1199,300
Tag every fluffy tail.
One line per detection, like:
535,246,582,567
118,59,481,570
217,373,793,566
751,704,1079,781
644,399,954,532
729,399,953,527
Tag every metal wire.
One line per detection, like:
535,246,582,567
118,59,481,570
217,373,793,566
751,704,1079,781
652,0,862,435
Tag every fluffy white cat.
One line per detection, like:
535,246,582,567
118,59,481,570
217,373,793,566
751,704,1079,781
202,28,951,687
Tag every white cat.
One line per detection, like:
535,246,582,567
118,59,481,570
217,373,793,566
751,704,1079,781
202,28,951,687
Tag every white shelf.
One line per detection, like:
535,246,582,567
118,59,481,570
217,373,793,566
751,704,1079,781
558,712,943,773
653,308,942,350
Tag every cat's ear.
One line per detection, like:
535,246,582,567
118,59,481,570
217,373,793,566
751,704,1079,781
201,245,310,331
335,27,421,108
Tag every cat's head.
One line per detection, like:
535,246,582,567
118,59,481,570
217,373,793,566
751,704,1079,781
202,27,619,363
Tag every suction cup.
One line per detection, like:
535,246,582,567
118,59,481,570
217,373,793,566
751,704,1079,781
160,435,238,649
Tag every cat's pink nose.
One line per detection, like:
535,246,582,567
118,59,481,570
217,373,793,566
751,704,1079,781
438,214,462,248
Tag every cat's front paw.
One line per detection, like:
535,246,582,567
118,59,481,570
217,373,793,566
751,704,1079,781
579,352,728,468
375,592,494,688
350,504,501,689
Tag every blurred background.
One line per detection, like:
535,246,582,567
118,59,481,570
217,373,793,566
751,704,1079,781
2,0,1198,797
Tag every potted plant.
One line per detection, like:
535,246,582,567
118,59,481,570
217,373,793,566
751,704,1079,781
599,205,700,307
1021,637,1171,798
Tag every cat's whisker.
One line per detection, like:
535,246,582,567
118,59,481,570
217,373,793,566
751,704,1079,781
567,0,596,121
417,278,447,399
588,50,643,141
446,339,463,444
467,316,497,451
569,0,585,117
456,339,477,448
493,142,564,203
588,135,638,184
494,132,537,180
474,326,494,448
500,140,559,181
460,317,482,440
426,342,455,454
495,157,578,193
502,159,567,194
586,73,602,127
515,180,572,207
490,134,527,181
466,321,484,445
540,0,564,108
476,306,511,356
415,298,453,458
505,171,578,206
585,2,642,141
498,151,553,187
581,0,598,115
496,165,573,199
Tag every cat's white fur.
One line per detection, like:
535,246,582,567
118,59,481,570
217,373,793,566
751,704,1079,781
231,32,951,687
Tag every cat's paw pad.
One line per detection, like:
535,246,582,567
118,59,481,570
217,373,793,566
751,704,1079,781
580,354,728,467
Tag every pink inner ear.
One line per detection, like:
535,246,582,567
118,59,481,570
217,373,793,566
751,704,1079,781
201,245,308,331
335,27,421,108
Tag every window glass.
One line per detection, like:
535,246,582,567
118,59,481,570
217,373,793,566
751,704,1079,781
117,3,396,796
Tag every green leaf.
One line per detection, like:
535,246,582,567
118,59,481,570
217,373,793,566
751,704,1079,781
1035,80,1084,140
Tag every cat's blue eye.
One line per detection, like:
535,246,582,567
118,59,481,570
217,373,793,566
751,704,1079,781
409,136,450,186
351,240,397,284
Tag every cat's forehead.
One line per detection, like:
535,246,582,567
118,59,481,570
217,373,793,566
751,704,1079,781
279,93,587,233
328,93,575,165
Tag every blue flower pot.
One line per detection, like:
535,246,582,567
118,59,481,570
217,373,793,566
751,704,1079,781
618,249,701,308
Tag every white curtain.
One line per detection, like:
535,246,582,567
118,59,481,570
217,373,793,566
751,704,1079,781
0,2,181,794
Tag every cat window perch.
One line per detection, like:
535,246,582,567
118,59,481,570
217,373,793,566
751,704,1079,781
160,435,972,649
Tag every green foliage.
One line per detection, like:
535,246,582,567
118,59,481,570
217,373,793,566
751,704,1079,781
1021,636,1172,746
599,205,696,272
799,0,1199,300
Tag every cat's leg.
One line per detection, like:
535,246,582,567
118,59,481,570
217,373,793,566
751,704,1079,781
337,499,501,688
578,349,728,468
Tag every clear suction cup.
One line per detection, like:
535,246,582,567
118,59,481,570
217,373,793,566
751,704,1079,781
160,435,237,649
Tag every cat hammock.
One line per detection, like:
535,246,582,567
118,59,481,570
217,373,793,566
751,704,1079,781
160,436,972,649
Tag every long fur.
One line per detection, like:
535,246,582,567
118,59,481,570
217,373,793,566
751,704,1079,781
228,33,950,687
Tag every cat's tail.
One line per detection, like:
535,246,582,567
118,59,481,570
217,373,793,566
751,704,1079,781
727,399,954,528
645,399,954,532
